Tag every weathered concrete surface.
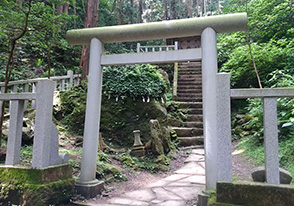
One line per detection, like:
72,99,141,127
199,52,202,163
217,181,294,206
73,148,205,205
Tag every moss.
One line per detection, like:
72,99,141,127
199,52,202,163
0,165,74,205
155,154,170,165
208,192,242,206
96,161,126,182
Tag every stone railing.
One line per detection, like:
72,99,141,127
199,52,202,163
0,70,79,110
1,80,68,169
216,72,294,185
137,42,178,53
172,62,179,99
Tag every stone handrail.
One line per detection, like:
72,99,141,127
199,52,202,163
137,42,178,53
0,71,79,110
2,79,68,169
0,70,79,92
172,62,179,99
216,72,294,185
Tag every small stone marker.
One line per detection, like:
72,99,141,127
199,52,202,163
130,130,145,157
251,166,292,184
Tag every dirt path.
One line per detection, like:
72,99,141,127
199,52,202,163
70,144,256,205
232,141,256,181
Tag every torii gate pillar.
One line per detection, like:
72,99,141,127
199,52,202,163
201,27,218,190
75,38,104,198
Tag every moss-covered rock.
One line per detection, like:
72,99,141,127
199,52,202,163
0,164,74,206
149,119,172,155
101,98,168,147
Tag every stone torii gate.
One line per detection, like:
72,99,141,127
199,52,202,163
66,13,247,198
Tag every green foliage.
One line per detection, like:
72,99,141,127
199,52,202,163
59,65,168,144
103,64,166,100
220,40,293,88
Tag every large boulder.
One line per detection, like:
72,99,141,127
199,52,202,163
251,166,292,184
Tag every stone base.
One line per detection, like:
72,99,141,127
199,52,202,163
0,164,74,205
75,179,104,199
130,146,145,157
197,191,209,206
217,181,294,206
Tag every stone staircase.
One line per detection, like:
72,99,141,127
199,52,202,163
172,61,204,146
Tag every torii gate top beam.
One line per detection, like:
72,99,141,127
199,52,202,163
66,13,247,45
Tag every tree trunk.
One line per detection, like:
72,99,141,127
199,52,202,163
81,0,100,80
63,1,70,14
163,0,168,19
0,0,32,146
200,0,203,16
187,0,192,18
138,0,143,22
118,0,123,25
196,0,199,17
170,0,176,19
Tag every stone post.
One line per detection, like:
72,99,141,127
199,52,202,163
216,73,233,182
9,85,17,114
201,27,218,190
75,38,104,198
263,97,280,184
0,87,4,119
67,70,74,90
31,83,36,109
32,80,55,168
23,83,29,110
5,100,25,165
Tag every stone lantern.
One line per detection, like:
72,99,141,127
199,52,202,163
130,130,145,157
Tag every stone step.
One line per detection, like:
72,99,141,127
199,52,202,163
178,67,202,73
183,121,203,127
179,62,202,67
177,102,203,109
178,71,201,75
176,97,202,102
187,114,203,121
177,89,202,94
178,85,202,90
186,108,203,114
178,75,202,79
177,136,204,146
172,127,203,137
178,79,202,86
177,93,202,98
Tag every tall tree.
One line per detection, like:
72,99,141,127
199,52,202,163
0,0,32,146
81,0,99,80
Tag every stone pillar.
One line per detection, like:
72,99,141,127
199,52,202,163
75,38,104,198
5,100,24,165
201,27,218,190
23,83,29,110
32,80,55,168
31,83,36,109
263,97,279,184
216,73,232,182
67,70,74,90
